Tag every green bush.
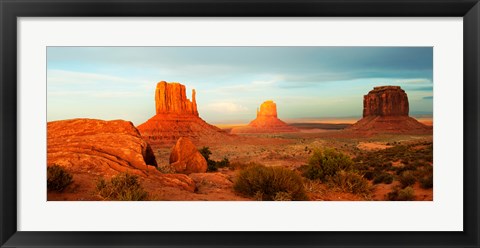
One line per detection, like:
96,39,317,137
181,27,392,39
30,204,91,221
234,164,308,201
96,172,148,201
302,148,354,182
199,146,230,172
399,171,416,188
329,170,371,194
199,146,212,160
47,165,73,192
387,186,415,201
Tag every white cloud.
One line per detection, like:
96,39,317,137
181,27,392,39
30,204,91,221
204,102,249,113
394,78,432,84
208,75,285,93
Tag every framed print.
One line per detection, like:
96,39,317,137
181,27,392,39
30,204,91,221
1,0,479,247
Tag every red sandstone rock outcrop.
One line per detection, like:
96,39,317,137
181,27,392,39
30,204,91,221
169,137,207,174
137,81,232,146
349,86,431,134
231,100,298,133
47,118,196,200
48,118,157,176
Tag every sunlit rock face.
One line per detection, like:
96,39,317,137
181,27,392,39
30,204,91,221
137,81,232,146
256,100,278,118
47,118,157,176
47,118,197,195
231,100,298,134
155,81,198,116
169,137,207,174
349,86,431,134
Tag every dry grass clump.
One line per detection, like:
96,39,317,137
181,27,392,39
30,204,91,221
96,172,148,201
234,164,308,201
47,164,73,192
329,170,371,195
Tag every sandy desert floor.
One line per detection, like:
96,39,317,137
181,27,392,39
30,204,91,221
149,123,433,201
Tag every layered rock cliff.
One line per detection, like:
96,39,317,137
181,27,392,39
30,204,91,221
349,86,431,134
231,100,298,133
137,81,232,146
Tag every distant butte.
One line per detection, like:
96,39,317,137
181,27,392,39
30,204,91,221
137,81,232,146
348,86,431,134
231,100,298,134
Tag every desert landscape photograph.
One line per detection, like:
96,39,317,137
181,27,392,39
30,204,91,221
47,47,433,201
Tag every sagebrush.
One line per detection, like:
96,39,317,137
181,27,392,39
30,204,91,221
234,164,308,201
47,164,73,192
302,148,354,181
96,172,148,201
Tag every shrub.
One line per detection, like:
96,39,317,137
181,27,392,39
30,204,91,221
363,171,375,180
156,164,175,174
199,146,230,172
387,186,415,201
96,172,148,201
399,171,416,188
329,170,371,194
198,146,212,160
372,172,394,184
302,148,354,181
419,174,433,189
416,165,433,189
47,165,73,192
234,164,308,201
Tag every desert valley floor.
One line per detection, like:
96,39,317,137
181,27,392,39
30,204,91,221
48,122,433,201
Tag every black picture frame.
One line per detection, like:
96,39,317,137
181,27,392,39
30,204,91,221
1,0,479,247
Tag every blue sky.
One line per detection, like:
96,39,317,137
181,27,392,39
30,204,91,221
47,47,433,125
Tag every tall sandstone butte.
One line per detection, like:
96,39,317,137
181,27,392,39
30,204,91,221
231,100,298,133
362,86,409,117
137,81,231,146
349,86,431,134
155,81,199,116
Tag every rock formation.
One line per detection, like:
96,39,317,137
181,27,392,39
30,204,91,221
362,86,409,117
155,81,198,116
47,118,196,200
231,100,298,133
348,86,431,134
169,137,207,174
48,118,157,176
137,81,233,146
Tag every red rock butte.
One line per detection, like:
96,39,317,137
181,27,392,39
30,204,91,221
348,86,431,134
137,81,231,146
231,100,298,133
